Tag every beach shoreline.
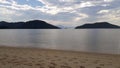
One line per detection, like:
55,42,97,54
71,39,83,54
0,46,120,68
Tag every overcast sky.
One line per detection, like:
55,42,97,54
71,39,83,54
0,0,120,27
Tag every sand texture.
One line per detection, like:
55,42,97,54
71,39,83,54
0,46,120,68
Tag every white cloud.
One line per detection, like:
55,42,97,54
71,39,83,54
0,7,15,15
59,0,75,2
35,6,61,15
0,7,22,21
97,8,120,25
80,1,94,8
35,0,96,15
0,0,33,10
0,0,10,4
74,13,89,22
104,0,113,2
0,0,120,27
98,10,110,14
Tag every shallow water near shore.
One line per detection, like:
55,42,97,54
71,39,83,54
0,29,120,54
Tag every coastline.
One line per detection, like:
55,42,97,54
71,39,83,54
0,46,120,68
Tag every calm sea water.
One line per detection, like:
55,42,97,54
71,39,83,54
0,29,120,54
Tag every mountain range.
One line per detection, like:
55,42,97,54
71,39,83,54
0,20,120,29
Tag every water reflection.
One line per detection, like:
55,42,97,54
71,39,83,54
87,30,100,52
27,30,40,46
0,29,120,54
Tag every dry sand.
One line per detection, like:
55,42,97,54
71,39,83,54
0,46,120,68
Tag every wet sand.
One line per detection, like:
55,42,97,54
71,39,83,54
0,46,120,68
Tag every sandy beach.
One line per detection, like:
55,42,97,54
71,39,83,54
0,46,120,68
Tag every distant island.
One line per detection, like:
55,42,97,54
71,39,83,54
0,20,120,29
75,22,120,29
0,20,59,29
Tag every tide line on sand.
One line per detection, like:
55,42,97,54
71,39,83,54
0,46,120,68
